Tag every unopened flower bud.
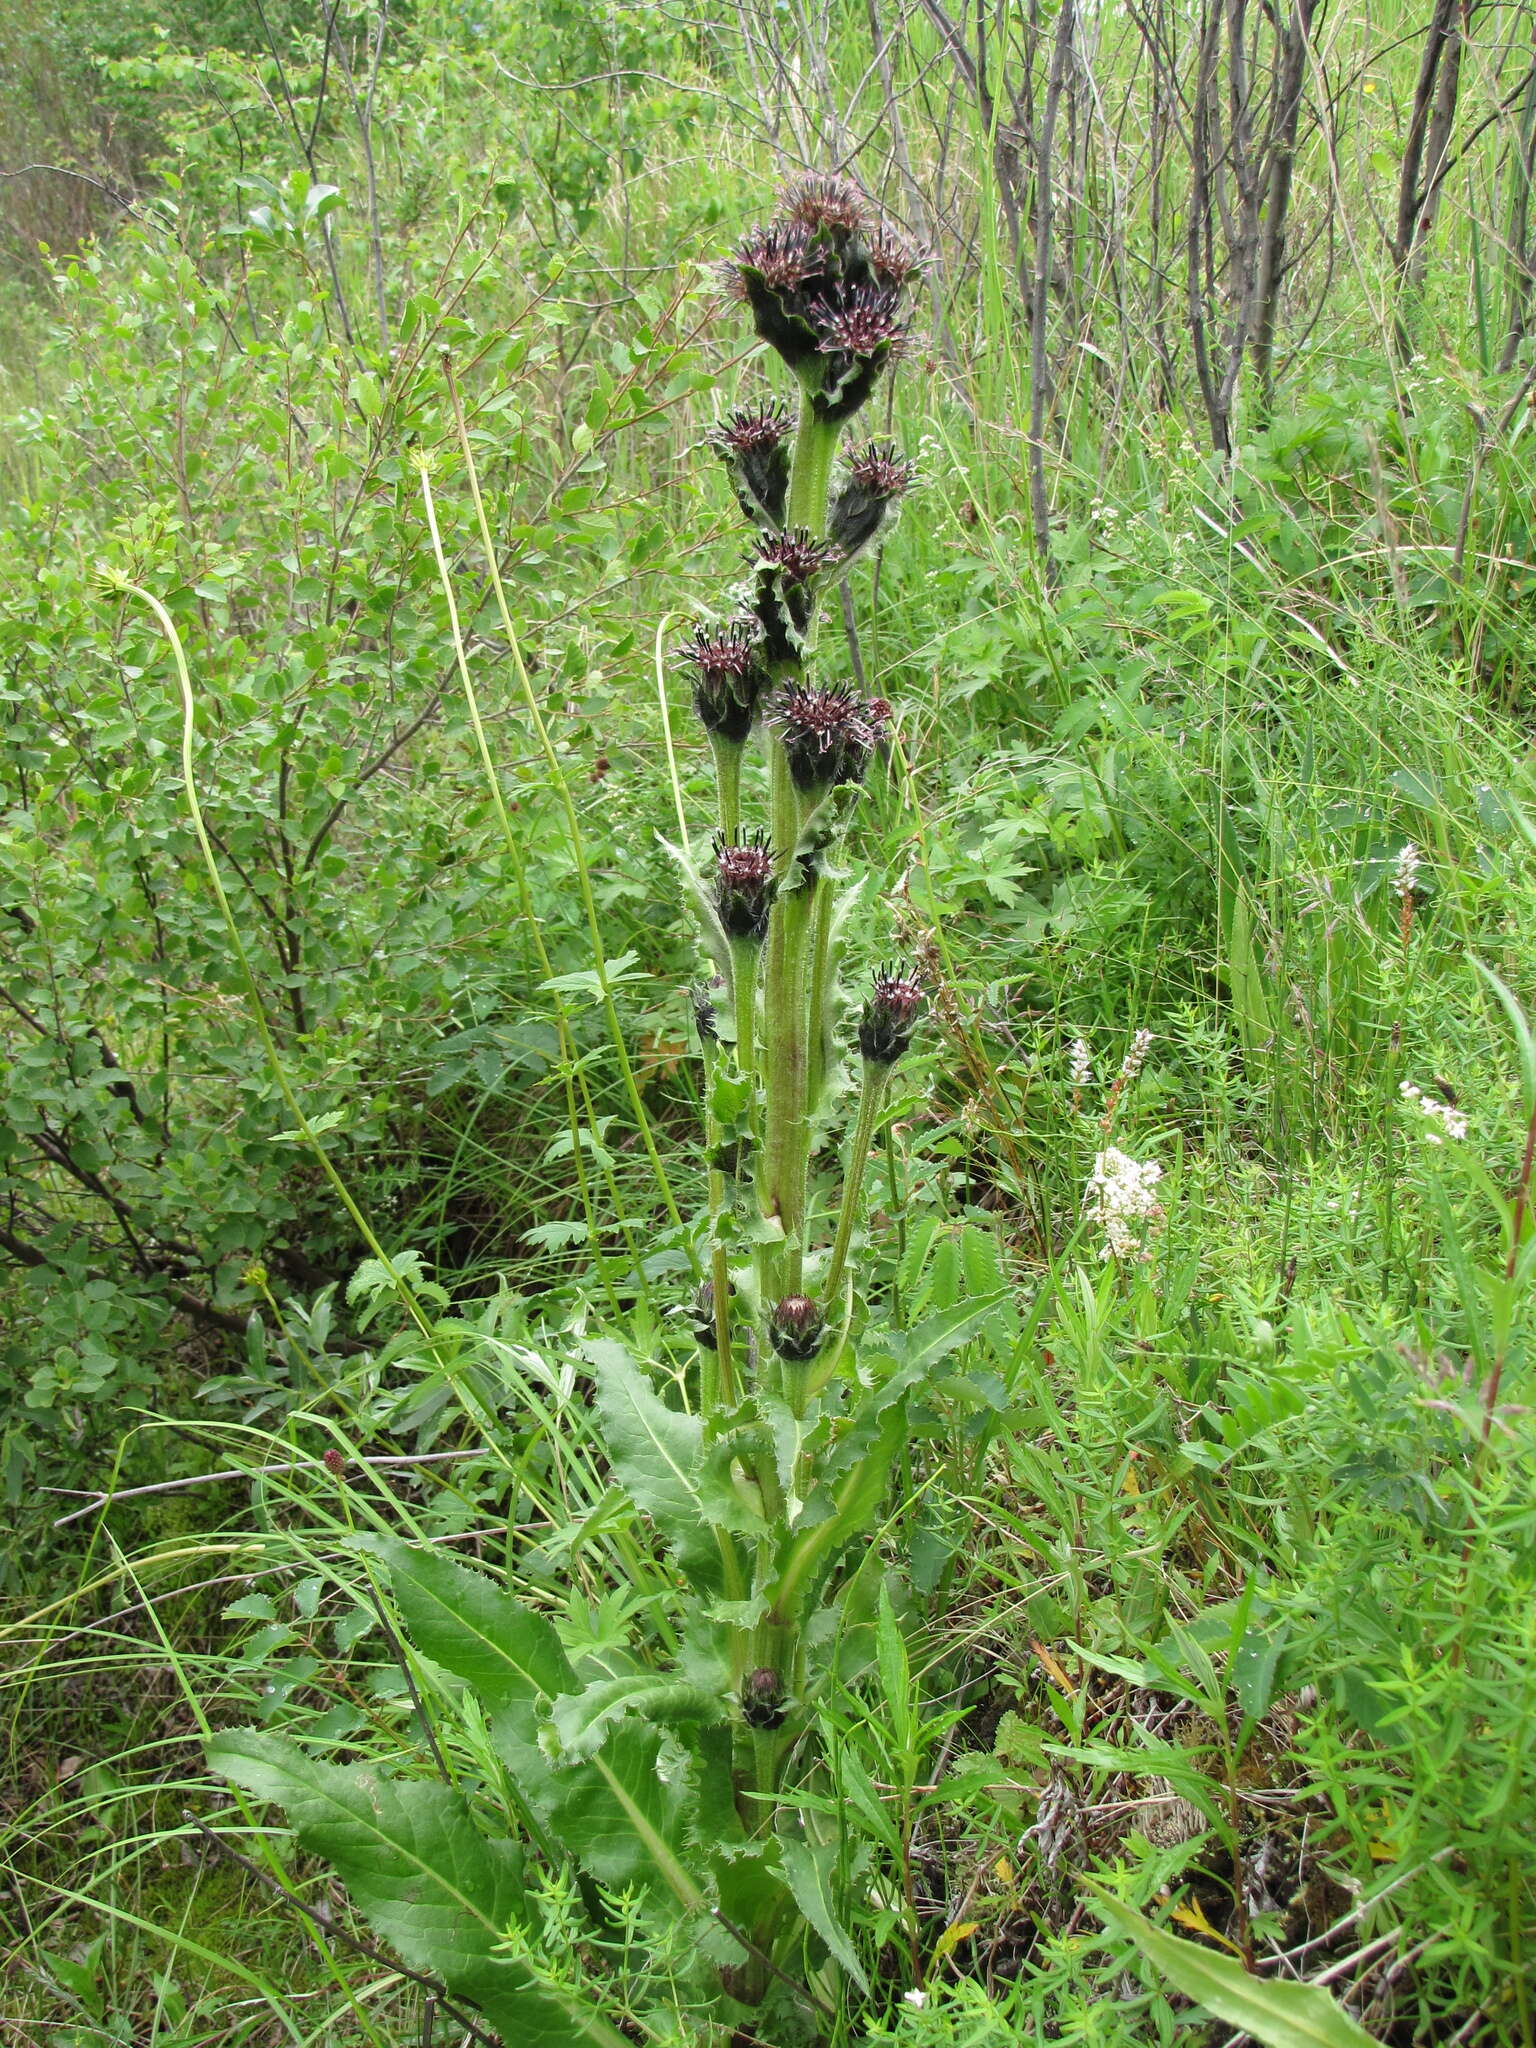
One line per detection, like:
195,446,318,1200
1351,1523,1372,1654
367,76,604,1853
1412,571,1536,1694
830,441,917,557
773,684,887,796
713,831,777,943
709,401,794,527
679,621,770,744
858,965,923,1065
769,1293,825,1362
741,1665,786,1729
690,1280,722,1349
322,1447,347,1478
691,978,722,1043
750,529,840,665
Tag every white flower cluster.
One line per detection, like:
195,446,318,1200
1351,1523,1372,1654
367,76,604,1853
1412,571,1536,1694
1390,841,1423,898
1118,1028,1153,1086
1070,1036,1094,1089
1399,1081,1468,1145
1084,1146,1164,1260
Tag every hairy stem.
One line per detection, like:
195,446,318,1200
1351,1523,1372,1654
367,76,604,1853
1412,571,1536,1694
824,1060,891,1306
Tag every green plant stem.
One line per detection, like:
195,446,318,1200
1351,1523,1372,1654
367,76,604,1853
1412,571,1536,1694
805,870,836,1114
760,877,816,1296
823,1061,892,1307
786,402,840,536
713,735,743,842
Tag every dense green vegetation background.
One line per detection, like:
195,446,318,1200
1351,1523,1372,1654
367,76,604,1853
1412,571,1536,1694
4,0,1536,2039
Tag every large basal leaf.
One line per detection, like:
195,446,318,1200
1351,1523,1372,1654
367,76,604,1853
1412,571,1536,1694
208,1729,627,2048
1084,1881,1377,2048
492,1703,707,1899
545,1673,726,1764
369,1536,574,1709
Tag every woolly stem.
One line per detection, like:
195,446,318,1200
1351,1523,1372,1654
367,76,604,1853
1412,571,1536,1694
823,1060,891,1306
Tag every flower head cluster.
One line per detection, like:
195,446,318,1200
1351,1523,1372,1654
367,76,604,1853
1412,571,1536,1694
1069,1037,1094,1090
678,622,771,745
708,400,794,527
858,963,923,1065
1399,1080,1468,1145
1118,1029,1153,1086
830,440,919,557
1391,842,1423,899
725,175,922,423
774,682,888,795
713,831,778,943
1084,1147,1164,1261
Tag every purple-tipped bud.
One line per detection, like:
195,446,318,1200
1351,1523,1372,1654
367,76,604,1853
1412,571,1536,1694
781,173,869,237
868,226,927,288
858,964,923,1065
773,684,888,795
741,1665,787,1729
709,400,794,528
769,1293,825,1363
713,831,778,943
679,621,770,744
691,978,722,1043
690,1279,721,1349
810,285,909,423
751,529,841,664
727,221,825,369
831,441,918,557
322,1446,347,1478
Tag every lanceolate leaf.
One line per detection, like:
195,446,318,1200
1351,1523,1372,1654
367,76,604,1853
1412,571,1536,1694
1083,1881,1377,2048
208,1730,627,2048
546,1674,726,1763
585,1339,720,1588
779,1836,870,1993
864,1290,1011,1414
371,1537,574,1708
492,1704,708,1897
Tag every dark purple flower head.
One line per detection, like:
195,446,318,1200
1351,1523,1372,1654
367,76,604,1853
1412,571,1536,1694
720,181,920,419
322,1446,347,1478
713,830,778,943
781,173,869,237
858,963,924,1065
690,1278,721,1348
733,220,819,292
769,1293,825,1362
831,440,918,556
773,683,887,794
679,621,770,744
750,529,841,664
812,284,905,356
848,441,918,498
741,1665,786,1729
708,400,795,528
868,225,926,288
809,284,910,423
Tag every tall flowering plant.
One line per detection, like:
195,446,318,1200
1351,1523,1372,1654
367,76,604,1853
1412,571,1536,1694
209,177,972,2039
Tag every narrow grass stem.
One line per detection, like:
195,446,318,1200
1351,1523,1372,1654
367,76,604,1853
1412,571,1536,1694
441,363,691,1257
416,460,627,1311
